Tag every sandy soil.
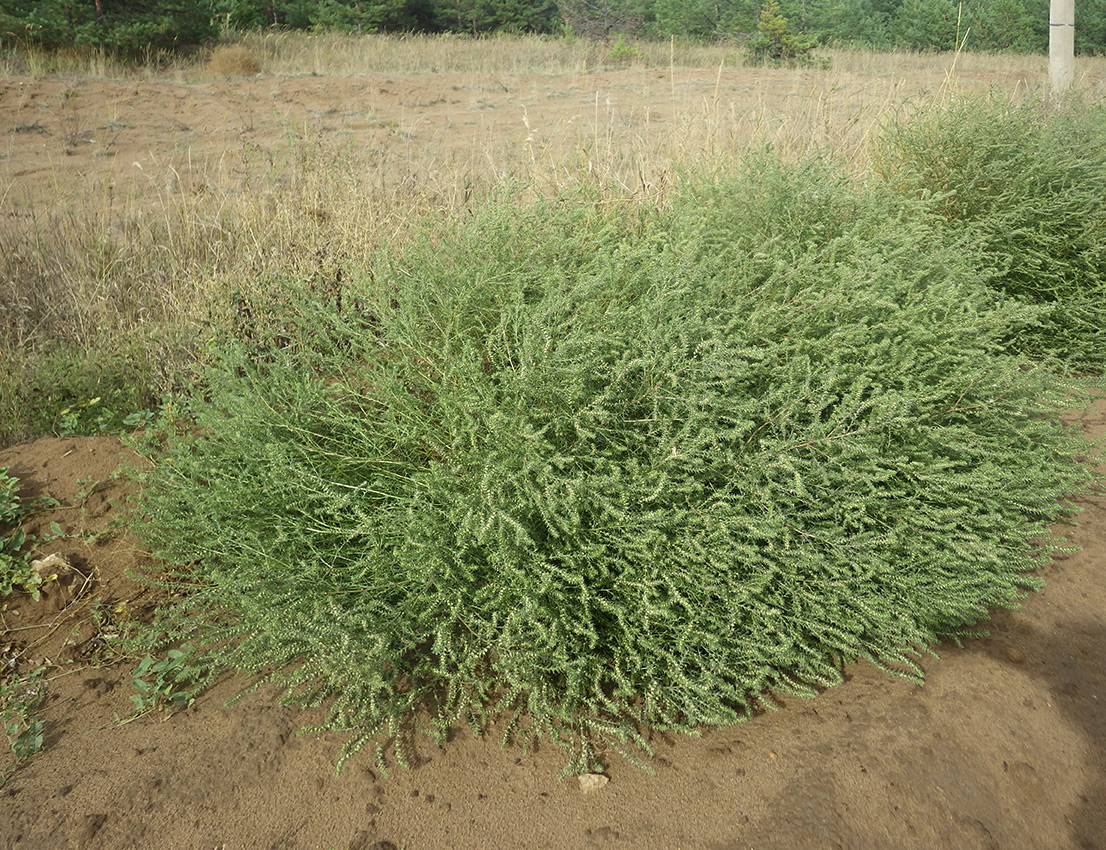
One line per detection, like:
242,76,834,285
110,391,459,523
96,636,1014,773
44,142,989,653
2,64,1106,850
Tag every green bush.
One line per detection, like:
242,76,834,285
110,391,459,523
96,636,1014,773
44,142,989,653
132,156,1095,774
0,0,218,55
874,93,1106,372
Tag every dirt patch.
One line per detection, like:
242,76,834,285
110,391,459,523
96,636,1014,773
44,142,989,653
0,437,158,668
0,400,1103,850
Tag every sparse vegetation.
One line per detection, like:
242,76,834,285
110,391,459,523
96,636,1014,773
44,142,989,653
1,478,52,785
128,648,201,717
1,665,47,786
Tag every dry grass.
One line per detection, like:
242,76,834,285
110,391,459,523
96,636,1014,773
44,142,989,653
0,70,913,350
205,45,263,78
222,32,1106,80
235,31,741,75
5,31,1106,82
0,44,192,80
0,116,475,441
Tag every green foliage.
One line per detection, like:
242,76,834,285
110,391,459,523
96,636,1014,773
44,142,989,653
966,0,1042,53
216,0,558,34
215,0,426,30
0,470,21,528
0,467,63,601
650,0,754,40
0,469,41,600
0,341,161,446
607,34,643,62
801,0,894,49
131,153,1096,774
746,0,817,66
875,93,1106,371
1080,0,1106,56
216,0,307,28
816,0,1043,52
307,0,432,33
0,0,1085,53
433,0,561,34
554,0,651,39
889,0,961,51
1,666,47,786
129,648,202,716
0,0,219,55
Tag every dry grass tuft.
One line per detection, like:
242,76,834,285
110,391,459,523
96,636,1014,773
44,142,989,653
205,45,262,78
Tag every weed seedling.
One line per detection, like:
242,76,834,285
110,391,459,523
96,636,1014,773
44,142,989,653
128,647,199,718
1,665,47,785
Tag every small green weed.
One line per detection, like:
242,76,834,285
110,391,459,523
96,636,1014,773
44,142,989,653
128,647,200,718
1,665,47,785
0,468,62,600
608,36,643,64
0,468,20,527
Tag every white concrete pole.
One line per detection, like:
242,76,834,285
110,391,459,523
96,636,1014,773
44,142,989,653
1050,0,1075,95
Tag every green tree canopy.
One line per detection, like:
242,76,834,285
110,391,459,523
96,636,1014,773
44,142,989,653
0,0,1100,58
0,0,218,53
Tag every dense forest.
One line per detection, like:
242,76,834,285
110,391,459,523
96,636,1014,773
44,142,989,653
2,0,1105,56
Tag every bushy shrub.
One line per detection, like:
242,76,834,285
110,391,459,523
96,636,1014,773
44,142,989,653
132,156,1095,774
205,45,263,77
874,93,1106,372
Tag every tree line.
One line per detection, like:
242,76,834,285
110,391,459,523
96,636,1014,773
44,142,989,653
3,0,1106,56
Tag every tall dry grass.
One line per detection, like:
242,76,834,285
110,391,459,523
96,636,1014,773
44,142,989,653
214,32,1106,80
0,44,192,80
6,31,1106,81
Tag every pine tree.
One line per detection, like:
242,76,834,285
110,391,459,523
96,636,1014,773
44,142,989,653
747,0,816,65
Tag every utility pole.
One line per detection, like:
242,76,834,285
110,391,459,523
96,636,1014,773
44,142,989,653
1050,0,1075,95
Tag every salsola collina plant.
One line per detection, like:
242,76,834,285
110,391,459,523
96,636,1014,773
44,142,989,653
131,154,1096,775
874,92,1106,372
